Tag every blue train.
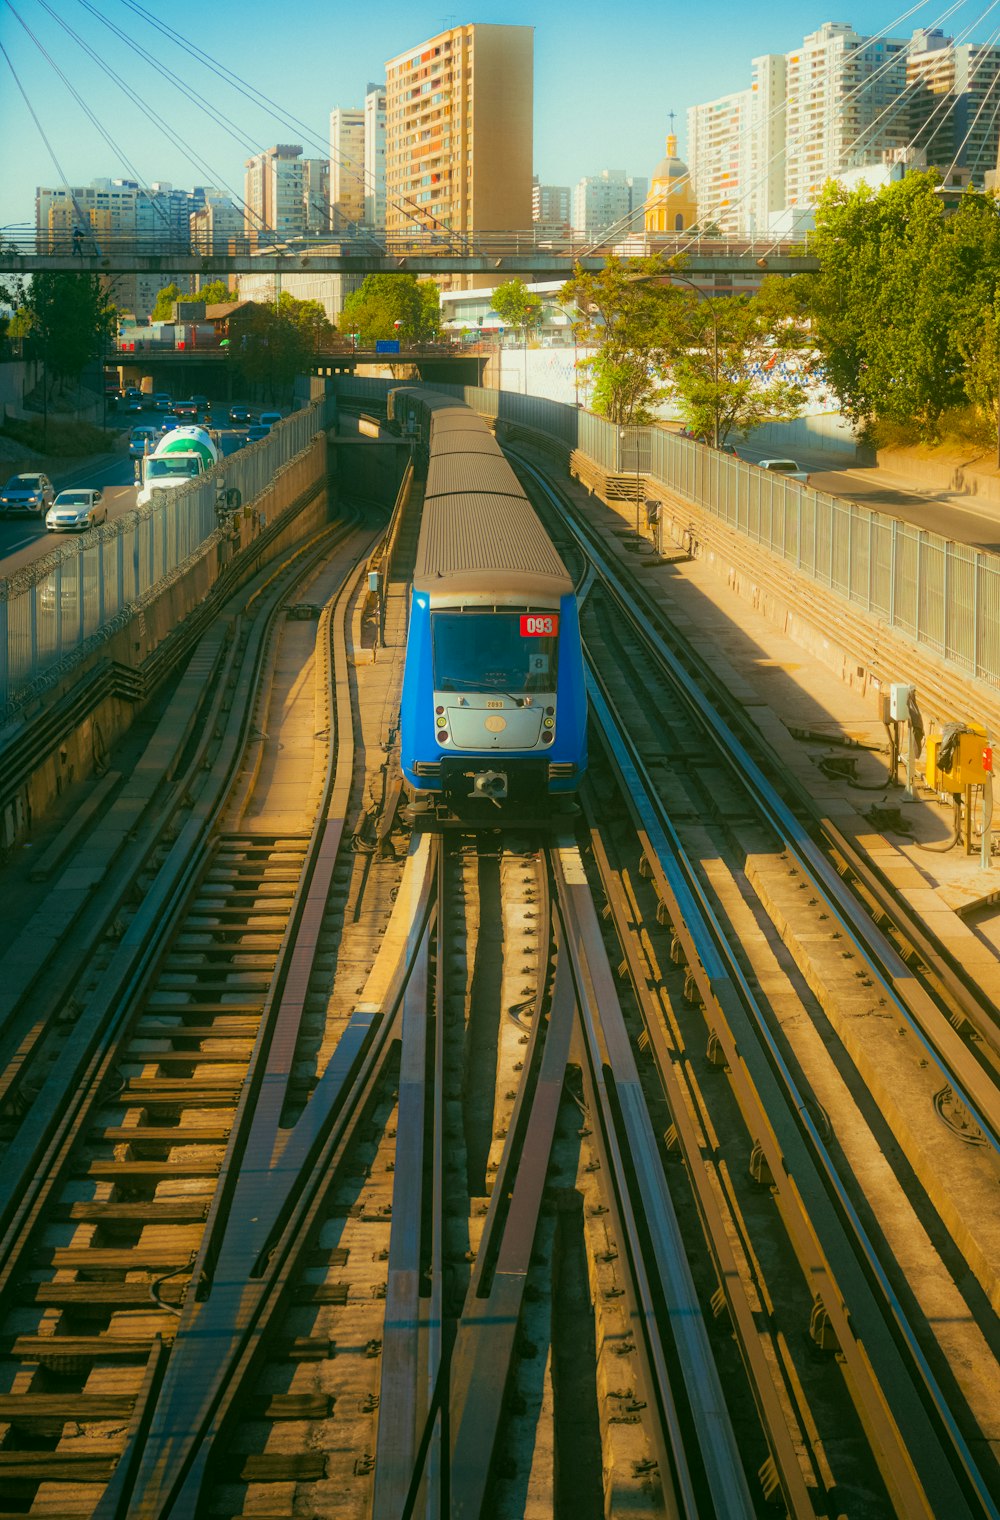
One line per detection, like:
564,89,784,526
392,387,587,819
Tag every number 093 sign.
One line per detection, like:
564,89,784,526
520,614,559,637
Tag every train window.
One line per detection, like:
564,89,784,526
432,611,559,695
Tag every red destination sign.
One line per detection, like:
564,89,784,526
520,614,559,637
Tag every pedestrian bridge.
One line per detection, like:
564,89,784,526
0,226,818,280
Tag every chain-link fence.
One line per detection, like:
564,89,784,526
0,394,337,711
332,376,1000,690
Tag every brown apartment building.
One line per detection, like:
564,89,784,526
384,24,533,239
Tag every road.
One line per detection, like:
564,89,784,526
0,418,250,576
736,438,1000,554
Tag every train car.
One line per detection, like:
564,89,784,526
399,396,587,820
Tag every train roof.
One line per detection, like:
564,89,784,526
425,453,524,500
429,409,489,435
431,431,504,456
414,493,572,601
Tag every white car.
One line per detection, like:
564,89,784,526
129,426,158,458
45,488,108,532
757,457,810,483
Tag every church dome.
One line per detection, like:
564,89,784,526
651,134,690,182
645,133,697,235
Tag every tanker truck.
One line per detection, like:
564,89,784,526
137,426,221,507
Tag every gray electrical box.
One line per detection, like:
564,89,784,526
368,571,380,594
889,682,913,721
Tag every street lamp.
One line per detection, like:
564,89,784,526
669,272,720,451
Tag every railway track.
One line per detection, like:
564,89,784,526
2,430,1000,1517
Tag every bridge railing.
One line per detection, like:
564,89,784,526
0,393,337,716
332,376,1000,692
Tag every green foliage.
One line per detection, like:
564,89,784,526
340,274,440,344
151,282,183,321
230,294,335,398
669,278,809,445
5,272,116,386
491,278,542,336
561,255,685,424
152,280,237,320
797,171,1000,440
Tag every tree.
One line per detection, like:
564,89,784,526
230,294,335,400
668,278,809,446
340,274,440,344
151,279,237,320
491,278,541,340
561,254,685,424
2,271,116,391
796,170,1000,439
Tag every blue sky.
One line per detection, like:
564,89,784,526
1,0,996,231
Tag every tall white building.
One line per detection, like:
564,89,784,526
907,28,1000,176
329,109,366,230
687,88,752,235
571,170,648,237
364,83,387,229
532,180,571,229
783,22,910,207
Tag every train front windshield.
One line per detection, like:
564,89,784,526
432,611,559,695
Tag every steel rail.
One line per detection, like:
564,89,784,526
372,897,436,1519
446,863,569,1520
98,539,391,1518
0,529,347,1290
514,451,1000,1158
552,834,757,1520
581,804,816,1515
583,660,990,1519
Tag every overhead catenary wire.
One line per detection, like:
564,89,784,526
568,0,963,257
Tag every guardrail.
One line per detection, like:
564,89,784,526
0,394,337,716
333,376,1000,692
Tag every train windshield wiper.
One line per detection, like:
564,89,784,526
438,675,525,706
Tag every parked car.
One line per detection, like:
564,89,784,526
244,424,271,444
45,488,107,532
228,403,251,424
257,410,282,427
129,425,159,458
0,472,55,515
757,457,810,483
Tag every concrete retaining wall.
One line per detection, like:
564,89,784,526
875,444,1000,506
4,434,331,848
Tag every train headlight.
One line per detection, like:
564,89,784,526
543,717,554,729
541,731,554,743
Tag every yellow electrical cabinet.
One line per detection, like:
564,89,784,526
925,726,989,793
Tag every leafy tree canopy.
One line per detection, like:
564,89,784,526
340,274,440,344
561,255,686,424
230,295,335,399
491,278,542,334
795,170,1000,438
151,279,237,320
2,271,116,385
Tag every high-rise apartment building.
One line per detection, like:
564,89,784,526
244,145,328,239
684,21,1000,234
907,28,1000,176
783,23,910,207
532,179,571,230
35,178,198,315
330,109,366,230
571,171,648,237
384,24,533,239
190,192,243,257
364,83,388,229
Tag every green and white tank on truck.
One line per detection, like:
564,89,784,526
137,426,221,506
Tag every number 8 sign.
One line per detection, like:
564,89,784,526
520,614,559,637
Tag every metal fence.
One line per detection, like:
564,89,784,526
333,376,1000,691
0,394,336,712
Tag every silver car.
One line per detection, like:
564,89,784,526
0,472,55,515
45,488,107,533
